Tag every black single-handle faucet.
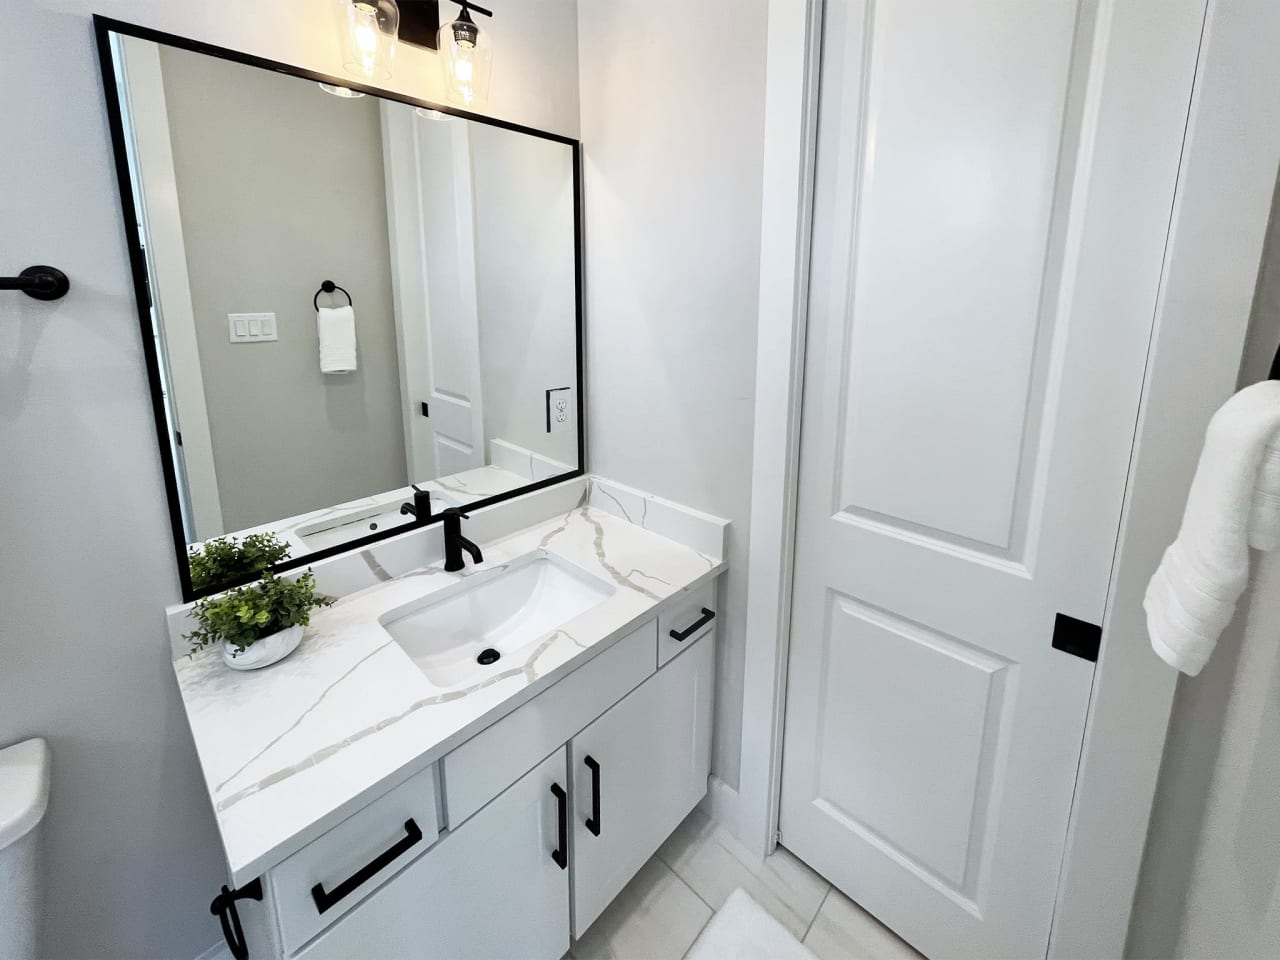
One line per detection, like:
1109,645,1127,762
399,484,433,521
441,508,483,572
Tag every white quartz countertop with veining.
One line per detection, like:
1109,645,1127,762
173,498,725,885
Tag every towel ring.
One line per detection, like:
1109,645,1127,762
313,280,352,311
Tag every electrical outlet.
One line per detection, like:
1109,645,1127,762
546,386,573,434
228,312,278,343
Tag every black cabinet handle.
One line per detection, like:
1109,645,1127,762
669,608,716,642
310,818,423,915
551,783,568,869
584,756,602,837
210,878,263,960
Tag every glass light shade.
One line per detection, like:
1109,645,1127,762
438,14,492,107
319,82,366,99
344,0,399,81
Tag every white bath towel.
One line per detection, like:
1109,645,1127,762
1145,380,1280,675
317,305,357,374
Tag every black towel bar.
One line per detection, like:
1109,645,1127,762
1,265,69,302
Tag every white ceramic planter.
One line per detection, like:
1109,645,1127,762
222,624,304,671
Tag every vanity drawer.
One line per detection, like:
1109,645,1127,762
657,581,717,667
441,618,656,829
268,765,439,955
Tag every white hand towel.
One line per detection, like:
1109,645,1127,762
317,305,357,374
1247,433,1280,550
1145,380,1280,675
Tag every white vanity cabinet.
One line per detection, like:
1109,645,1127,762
234,585,718,960
569,631,714,935
297,749,571,960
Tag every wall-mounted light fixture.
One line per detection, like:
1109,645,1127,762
343,0,400,81
337,0,496,107
438,1,494,107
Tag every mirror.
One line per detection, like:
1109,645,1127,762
96,19,583,599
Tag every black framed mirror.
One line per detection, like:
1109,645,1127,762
94,16,585,601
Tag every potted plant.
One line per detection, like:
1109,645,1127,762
189,532,291,593
186,570,333,670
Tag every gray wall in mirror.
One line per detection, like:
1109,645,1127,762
159,46,406,532
106,29,583,596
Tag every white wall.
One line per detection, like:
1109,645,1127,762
576,0,769,789
1129,169,1280,960
0,2,578,957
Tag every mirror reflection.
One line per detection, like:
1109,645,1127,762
107,33,581,594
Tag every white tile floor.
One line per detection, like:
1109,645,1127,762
570,808,922,960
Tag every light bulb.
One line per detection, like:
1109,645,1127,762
344,0,398,81
438,9,491,107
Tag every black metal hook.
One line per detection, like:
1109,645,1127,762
1,265,70,302
313,280,352,311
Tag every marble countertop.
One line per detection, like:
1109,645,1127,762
173,496,725,886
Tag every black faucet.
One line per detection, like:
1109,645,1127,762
441,508,483,572
399,484,433,521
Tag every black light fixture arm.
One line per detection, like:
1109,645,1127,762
455,1,494,19
1,265,70,302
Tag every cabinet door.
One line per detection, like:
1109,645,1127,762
299,749,571,960
570,636,714,936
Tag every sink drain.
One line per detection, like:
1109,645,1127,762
476,648,501,666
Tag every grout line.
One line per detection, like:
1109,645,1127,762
667,858,717,913
802,886,832,942
679,906,717,960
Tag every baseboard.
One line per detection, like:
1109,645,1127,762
699,774,742,838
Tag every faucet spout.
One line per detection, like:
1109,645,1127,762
440,508,483,572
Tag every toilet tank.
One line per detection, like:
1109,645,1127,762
0,738,51,960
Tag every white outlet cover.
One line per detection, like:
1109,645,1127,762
546,386,573,434
228,312,278,343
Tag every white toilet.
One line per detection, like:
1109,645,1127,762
0,738,50,960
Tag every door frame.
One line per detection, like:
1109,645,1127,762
736,1,1280,957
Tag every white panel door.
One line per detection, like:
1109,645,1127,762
382,106,486,481
779,2,1206,958
298,749,570,960
570,635,714,937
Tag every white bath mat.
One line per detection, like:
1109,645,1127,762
686,888,818,960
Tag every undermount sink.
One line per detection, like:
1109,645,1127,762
379,553,616,688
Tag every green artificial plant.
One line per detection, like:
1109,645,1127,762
188,532,291,592
186,570,333,655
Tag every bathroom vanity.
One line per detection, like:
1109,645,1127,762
93,16,729,957
170,482,726,959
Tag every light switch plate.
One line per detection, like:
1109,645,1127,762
546,386,573,434
228,312,278,343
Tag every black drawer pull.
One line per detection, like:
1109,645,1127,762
310,818,424,915
551,783,568,869
584,756,602,837
669,608,716,642
210,878,263,960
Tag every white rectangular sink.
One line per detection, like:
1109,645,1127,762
379,553,615,688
